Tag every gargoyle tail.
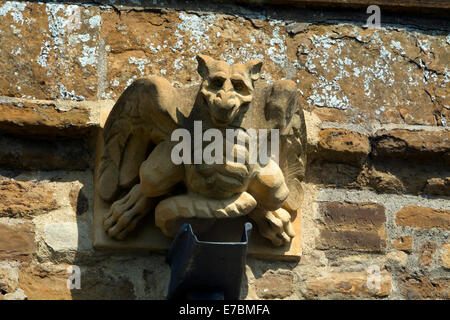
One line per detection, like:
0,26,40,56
154,192,257,237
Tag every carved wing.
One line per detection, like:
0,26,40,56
97,77,180,203
265,80,307,212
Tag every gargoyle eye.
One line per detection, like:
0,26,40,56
231,79,250,95
209,77,225,90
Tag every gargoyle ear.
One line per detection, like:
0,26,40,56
196,54,216,79
246,59,263,81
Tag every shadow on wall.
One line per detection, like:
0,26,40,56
0,129,167,299
0,125,283,300
68,127,174,300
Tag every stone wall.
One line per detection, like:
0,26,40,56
0,0,449,300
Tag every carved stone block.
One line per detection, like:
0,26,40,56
93,55,307,260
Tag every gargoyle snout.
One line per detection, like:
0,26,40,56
216,90,237,110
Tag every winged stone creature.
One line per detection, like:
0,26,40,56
97,54,307,246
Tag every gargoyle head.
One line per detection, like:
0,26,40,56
197,54,263,126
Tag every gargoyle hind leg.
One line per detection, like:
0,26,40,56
103,140,184,240
247,159,295,246
249,207,295,246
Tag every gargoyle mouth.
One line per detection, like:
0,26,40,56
211,106,239,126
212,116,233,126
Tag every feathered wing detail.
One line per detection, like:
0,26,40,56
265,80,307,212
280,109,307,212
97,77,180,203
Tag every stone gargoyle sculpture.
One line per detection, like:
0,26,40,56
96,54,307,247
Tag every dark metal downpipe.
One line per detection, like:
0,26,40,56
166,222,252,300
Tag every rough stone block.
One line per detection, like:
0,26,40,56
419,242,437,267
317,201,386,252
362,166,405,194
423,177,450,196
0,179,58,218
291,25,449,126
391,236,413,252
386,250,408,266
70,267,136,300
400,275,449,299
18,263,136,300
0,134,90,170
396,206,450,230
254,271,294,299
306,270,391,299
0,221,35,261
372,129,450,163
44,221,91,253
0,1,101,100
317,128,370,165
100,9,289,100
0,99,92,137
441,243,450,269
0,261,19,295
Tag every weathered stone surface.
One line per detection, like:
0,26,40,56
424,177,450,196
69,186,89,215
400,275,449,299
396,206,450,230
0,134,90,170
391,236,413,252
70,267,136,300
0,179,57,218
316,163,360,188
1,1,447,113
306,270,391,299
0,1,100,100
3,288,27,300
358,161,450,196
0,262,19,295
363,166,405,194
419,242,437,267
317,128,370,165
286,22,310,34
318,158,450,196
386,250,408,266
19,263,136,300
441,243,450,269
316,161,450,196
289,25,449,126
315,160,450,196
372,129,450,163
0,221,35,261
44,222,78,253
0,100,92,137
317,202,386,252
100,9,290,100
258,0,450,10
18,263,71,300
44,221,91,253
254,271,294,299
143,266,171,300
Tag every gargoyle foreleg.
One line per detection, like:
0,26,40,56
247,159,295,246
103,140,184,240
139,140,184,197
103,184,156,240
248,159,289,210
